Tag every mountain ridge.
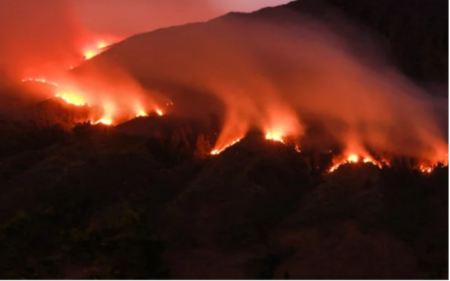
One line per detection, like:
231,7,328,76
76,0,447,86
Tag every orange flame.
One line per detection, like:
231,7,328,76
93,118,113,126
419,164,433,174
211,138,241,155
22,78,59,87
328,152,388,173
265,132,285,143
83,40,113,60
84,50,97,60
55,93,86,106
416,159,447,174
135,109,148,117
93,104,115,126
156,109,163,116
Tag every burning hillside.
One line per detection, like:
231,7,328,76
0,0,447,279
17,2,448,175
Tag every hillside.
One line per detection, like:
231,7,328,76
77,0,448,88
0,0,447,278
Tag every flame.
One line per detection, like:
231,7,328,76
83,40,112,60
415,149,448,173
328,152,387,173
93,104,115,126
419,165,433,174
265,132,285,143
211,139,241,155
347,154,359,163
22,78,59,87
97,42,108,49
84,50,97,60
55,93,86,106
21,74,170,127
295,144,301,152
93,118,113,126
135,109,148,117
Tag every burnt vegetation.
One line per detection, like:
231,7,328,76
0,0,447,279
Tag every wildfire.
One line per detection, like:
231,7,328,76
211,139,241,155
419,164,433,174
83,40,112,60
265,132,285,143
328,153,387,173
93,118,113,126
94,104,115,126
55,93,86,106
22,78,59,87
135,110,148,117
84,50,97,60
97,42,108,49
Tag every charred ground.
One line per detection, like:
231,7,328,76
0,0,448,279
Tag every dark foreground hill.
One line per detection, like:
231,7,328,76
0,116,447,278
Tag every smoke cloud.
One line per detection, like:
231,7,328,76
72,9,447,163
0,0,87,77
1,1,446,165
0,0,291,77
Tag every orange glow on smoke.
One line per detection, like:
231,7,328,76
211,138,241,155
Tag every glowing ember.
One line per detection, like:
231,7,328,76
55,93,86,106
419,165,433,174
211,139,241,155
22,78,59,87
295,144,301,153
156,109,163,116
265,132,284,143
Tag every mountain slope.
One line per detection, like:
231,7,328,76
76,0,447,86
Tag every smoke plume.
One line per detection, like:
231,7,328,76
75,9,447,163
